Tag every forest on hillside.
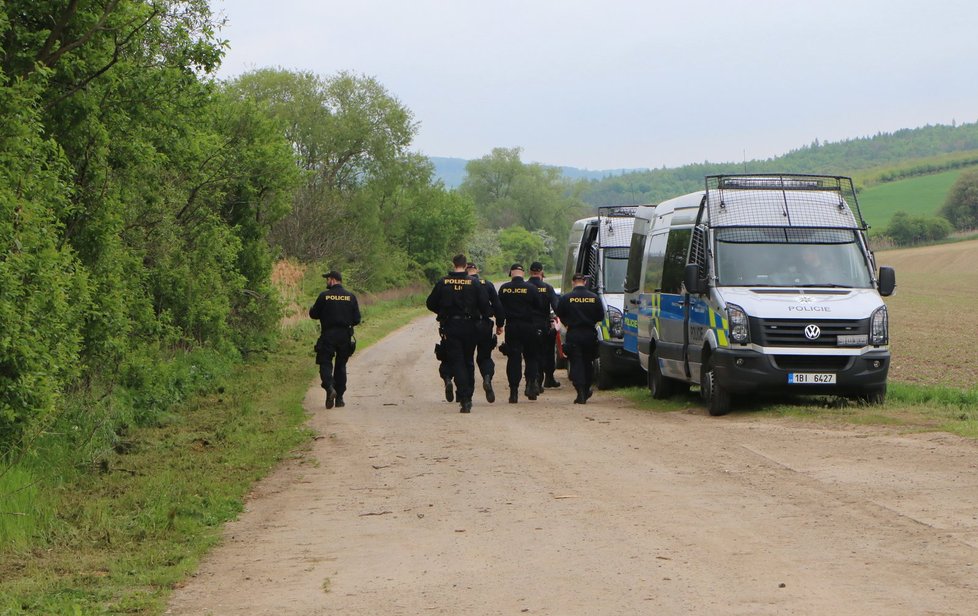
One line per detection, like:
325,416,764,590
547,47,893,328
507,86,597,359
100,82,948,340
578,122,978,206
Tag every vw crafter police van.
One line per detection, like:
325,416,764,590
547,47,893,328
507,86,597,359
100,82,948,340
559,206,642,388
622,174,896,415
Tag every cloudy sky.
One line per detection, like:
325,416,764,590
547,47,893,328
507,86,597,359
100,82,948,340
212,0,978,170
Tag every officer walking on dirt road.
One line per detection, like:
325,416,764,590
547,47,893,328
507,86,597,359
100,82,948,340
466,261,504,404
496,264,543,404
527,261,560,395
427,254,490,413
555,273,604,404
310,270,361,409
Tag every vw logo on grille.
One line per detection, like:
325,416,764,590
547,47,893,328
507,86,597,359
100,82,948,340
804,324,821,340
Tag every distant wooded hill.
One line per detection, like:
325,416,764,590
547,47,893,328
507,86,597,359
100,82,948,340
430,121,978,203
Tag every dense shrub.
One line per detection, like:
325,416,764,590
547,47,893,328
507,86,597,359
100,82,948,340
885,211,952,246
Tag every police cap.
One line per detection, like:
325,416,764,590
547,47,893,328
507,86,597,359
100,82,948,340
509,263,524,273
322,270,342,281
529,261,544,272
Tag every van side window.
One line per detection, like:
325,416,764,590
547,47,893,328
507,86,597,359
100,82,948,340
661,229,691,294
643,232,667,292
624,230,647,293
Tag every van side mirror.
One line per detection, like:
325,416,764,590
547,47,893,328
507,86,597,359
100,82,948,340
684,263,705,295
878,266,896,297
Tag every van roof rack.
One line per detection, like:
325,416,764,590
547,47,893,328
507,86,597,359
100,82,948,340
703,174,867,230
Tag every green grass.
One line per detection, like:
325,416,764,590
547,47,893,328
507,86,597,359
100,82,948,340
0,291,428,616
856,168,969,227
619,381,978,438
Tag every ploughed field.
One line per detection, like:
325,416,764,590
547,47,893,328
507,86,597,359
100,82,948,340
877,238,978,387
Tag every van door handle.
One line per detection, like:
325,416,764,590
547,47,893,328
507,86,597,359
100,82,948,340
629,299,638,305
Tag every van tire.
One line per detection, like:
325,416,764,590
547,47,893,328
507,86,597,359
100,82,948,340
700,357,731,416
648,354,674,399
594,356,614,390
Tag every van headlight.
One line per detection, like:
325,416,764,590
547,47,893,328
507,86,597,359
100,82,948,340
607,306,624,339
870,306,888,345
727,303,749,344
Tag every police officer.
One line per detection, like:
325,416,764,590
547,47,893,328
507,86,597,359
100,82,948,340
496,264,543,403
527,261,560,395
555,272,605,404
426,254,489,413
309,270,361,408
466,262,504,403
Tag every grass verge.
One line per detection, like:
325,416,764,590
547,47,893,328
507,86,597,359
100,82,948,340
0,292,428,615
619,381,978,437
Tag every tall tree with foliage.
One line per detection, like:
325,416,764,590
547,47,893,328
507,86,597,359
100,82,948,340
939,168,978,231
460,147,588,270
229,68,473,287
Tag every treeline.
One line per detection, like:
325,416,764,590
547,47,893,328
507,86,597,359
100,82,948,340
580,121,978,206
0,3,469,453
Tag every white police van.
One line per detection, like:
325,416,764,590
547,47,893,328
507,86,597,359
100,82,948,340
622,174,895,415
559,206,643,388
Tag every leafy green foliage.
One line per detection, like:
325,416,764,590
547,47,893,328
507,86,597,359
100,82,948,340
580,122,978,207
884,211,952,246
939,168,978,230
497,226,548,267
459,147,589,270
0,2,296,449
228,68,468,287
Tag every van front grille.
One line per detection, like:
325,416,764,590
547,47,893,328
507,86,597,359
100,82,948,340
751,318,867,347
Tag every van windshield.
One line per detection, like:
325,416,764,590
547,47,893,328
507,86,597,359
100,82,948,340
714,227,873,288
602,248,630,293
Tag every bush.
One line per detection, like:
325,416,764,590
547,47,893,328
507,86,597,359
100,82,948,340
885,211,952,246
939,168,978,230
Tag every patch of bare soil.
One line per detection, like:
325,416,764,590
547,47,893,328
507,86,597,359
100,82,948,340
167,314,978,615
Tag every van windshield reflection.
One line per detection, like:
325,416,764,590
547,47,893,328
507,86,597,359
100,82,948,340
715,229,873,288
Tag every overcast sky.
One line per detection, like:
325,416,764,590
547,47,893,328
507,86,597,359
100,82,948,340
212,0,978,170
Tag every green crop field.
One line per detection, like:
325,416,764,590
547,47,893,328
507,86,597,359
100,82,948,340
877,238,978,388
855,168,972,228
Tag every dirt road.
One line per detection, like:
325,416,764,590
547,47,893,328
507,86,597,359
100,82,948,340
167,314,978,615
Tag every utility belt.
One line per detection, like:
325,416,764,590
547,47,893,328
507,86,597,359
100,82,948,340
447,314,472,320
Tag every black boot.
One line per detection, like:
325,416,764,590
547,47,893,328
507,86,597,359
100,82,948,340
508,389,518,404
335,396,345,408
325,386,337,409
544,375,561,388
443,377,454,402
573,386,585,404
483,376,495,403
526,382,538,401
460,399,472,413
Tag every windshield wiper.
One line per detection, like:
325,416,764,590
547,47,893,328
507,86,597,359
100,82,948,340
795,283,853,288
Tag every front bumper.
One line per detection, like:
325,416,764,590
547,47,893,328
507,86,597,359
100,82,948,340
713,347,890,395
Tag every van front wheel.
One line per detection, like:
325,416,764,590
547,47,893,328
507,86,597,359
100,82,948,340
700,357,731,416
649,354,674,399
594,356,614,390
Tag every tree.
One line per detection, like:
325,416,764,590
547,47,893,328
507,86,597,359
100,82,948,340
459,147,589,270
939,168,978,230
885,211,951,246
227,69,419,268
497,226,547,267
